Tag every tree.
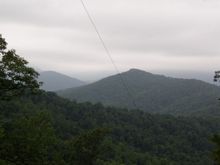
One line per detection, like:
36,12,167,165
214,71,220,82
67,128,109,165
0,111,59,165
0,34,42,99
212,135,220,165
212,71,220,164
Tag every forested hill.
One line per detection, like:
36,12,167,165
58,69,220,116
39,71,85,91
0,92,220,164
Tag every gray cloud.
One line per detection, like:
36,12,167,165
0,0,220,81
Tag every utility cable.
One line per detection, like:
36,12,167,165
79,0,138,109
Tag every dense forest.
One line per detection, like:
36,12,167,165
0,92,220,165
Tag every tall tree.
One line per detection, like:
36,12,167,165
212,71,220,164
0,34,41,99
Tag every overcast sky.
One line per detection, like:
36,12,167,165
0,0,220,82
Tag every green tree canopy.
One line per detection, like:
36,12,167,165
0,34,41,99
212,135,220,165
67,128,109,165
0,111,59,165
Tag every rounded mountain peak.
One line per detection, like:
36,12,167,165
126,68,152,75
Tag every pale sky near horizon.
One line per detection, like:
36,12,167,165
0,0,220,82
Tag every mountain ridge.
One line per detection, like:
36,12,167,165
39,71,85,91
58,69,220,116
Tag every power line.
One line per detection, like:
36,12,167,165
79,0,138,109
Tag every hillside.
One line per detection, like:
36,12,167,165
58,69,220,116
39,71,85,91
0,92,220,164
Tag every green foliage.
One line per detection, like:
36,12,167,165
0,34,41,99
0,93,219,164
67,128,109,165
0,111,58,165
0,125,4,139
212,134,220,164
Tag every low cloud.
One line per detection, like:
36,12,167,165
0,0,220,81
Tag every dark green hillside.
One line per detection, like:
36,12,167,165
1,92,220,164
58,69,220,116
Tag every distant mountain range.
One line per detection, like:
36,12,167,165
58,69,220,116
39,71,85,91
